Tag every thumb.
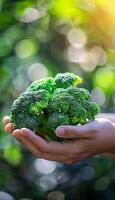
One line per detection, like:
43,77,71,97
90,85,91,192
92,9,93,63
55,123,97,139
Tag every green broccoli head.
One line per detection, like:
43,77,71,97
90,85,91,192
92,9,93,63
10,72,100,141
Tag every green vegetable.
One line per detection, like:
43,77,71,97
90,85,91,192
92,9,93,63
10,72,100,141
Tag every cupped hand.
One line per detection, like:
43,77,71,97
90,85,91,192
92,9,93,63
2,116,115,164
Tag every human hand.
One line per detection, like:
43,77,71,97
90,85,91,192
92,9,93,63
3,116,82,164
2,116,115,164
55,118,115,160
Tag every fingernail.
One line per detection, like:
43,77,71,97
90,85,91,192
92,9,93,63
56,127,64,136
20,130,26,136
12,129,20,137
12,133,20,138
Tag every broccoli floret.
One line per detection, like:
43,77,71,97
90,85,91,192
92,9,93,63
83,101,100,120
10,90,51,132
48,113,70,131
12,113,41,131
55,72,82,88
10,72,100,141
27,77,56,93
67,87,91,101
49,93,73,114
69,101,87,124
53,88,67,96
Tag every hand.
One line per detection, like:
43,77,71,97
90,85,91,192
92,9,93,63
2,116,115,164
3,116,82,164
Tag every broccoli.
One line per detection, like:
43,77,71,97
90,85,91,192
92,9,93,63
55,72,82,88
27,77,56,93
10,72,100,141
48,113,70,132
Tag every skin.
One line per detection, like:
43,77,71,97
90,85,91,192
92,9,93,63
2,115,115,164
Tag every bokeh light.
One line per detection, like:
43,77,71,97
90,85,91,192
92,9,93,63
67,47,87,63
80,46,107,71
80,166,95,181
95,176,110,191
0,191,14,200
47,190,65,200
38,174,57,191
90,46,107,66
3,145,22,166
67,28,87,48
67,44,107,72
15,39,38,59
27,63,48,81
34,159,57,175
19,8,45,23
94,67,115,92
91,88,105,106
15,1,33,19
80,51,97,71
13,74,28,94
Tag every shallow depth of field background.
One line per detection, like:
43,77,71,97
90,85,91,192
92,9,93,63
0,0,115,200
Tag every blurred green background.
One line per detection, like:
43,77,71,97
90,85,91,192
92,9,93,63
0,0,115,199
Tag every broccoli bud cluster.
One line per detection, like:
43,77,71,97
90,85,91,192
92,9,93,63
10,72,100,141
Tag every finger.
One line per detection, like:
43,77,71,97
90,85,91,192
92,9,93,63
20,128,73,154
41,153,68,162
20,128,49,150
5,123,13,134
2,116,10,125
13,129,68,161
12,130,41,156
55,123,97,139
